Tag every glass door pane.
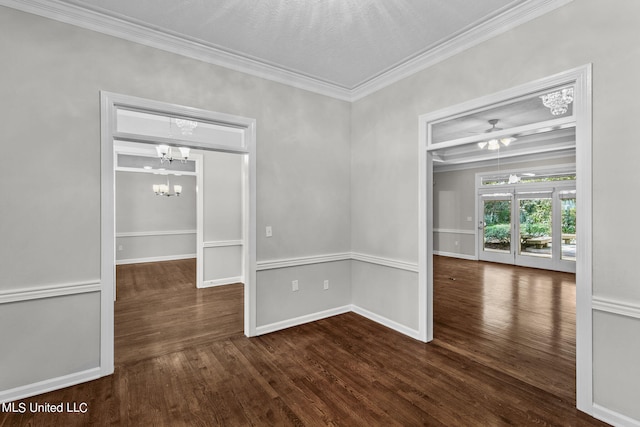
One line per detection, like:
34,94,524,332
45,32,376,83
561,197,577,261
483,199,512,254
518,197,553,258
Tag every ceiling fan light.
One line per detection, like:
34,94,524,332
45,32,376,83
500,137,515,146
487,139,500,150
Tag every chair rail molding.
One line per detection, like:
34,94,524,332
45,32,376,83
592,296,640,320
0,281,101,304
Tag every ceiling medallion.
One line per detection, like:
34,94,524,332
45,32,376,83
540,88,574,116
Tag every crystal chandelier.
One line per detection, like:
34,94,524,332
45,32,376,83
153,175,182,197
175,119,198,135
477,119,516,150
540,88,574,115
155,145,191,164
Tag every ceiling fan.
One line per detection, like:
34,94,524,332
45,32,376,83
477,119,516,150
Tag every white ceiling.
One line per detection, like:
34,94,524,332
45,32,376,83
4,0,571,100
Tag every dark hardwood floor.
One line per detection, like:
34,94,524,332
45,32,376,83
1,257,608,426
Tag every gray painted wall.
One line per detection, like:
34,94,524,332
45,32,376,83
116,171,196,262
350,0,640,420
199,149,244,284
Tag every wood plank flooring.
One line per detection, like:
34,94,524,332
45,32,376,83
1,257,608,426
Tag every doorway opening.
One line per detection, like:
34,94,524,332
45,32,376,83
100,92,257,377
476,164,576,273
418,65,592,413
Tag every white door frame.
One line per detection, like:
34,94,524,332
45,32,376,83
100,91,257,376
418,65,593,414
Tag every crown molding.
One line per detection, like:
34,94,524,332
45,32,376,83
349,0,574,101
0,0,353,101
1,0,572,102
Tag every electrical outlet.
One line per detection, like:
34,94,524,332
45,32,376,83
118,245,123,251
292,280,299,292
323,280,329,290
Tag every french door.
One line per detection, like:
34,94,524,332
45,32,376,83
479,186,576,273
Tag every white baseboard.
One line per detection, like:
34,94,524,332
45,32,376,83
255,305,352,336
116,253,196,265
255,304,421,342
0,367,102,404
350,305,422,341
200,276,244,288
592,403,640,427
433,251,477,261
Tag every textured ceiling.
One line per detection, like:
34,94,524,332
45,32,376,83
58,0,527,90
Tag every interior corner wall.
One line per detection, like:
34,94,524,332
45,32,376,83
350,0,640,422
0,4,351,401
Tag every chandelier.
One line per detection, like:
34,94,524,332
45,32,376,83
153,175,182,197
155,145,191,164
477,119,516,150
175,119,198,135
540,87,574,115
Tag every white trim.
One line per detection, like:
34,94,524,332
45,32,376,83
350,0,573,100
433,228,475,235
254,252,419,273
0,0,351,101
592,404,640,427
255,305,352,336
418,65,593,416
201,277,244,288
203,240,243,248
0,0,572,101
0,281,101,304
351,252,419,273
351,305,422,341
433,149,576,173
433,251,477,261
592,297,640,320
116,229,196,238
0,367,101,405
116,254,196,266
256,253,351,271
115,166,198,176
